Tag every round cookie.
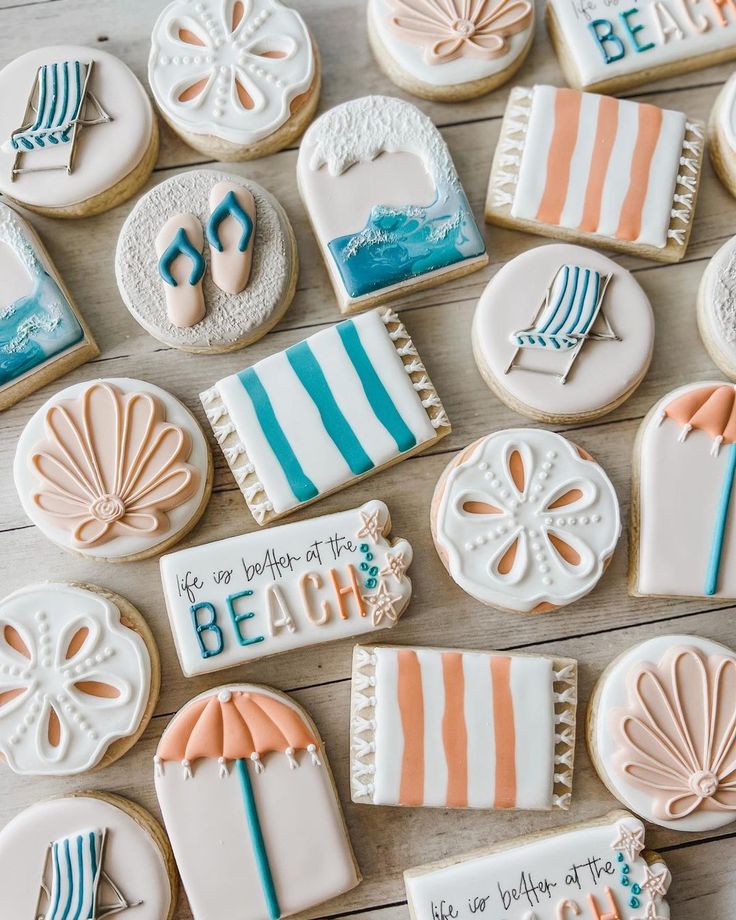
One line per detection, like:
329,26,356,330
367,0,535,101
0,46,158,219
473,244,655,424
116,169,298,353
431,429,621,613
14,377,212,562
697,234,736,380
148,0,321,161
588,634,736,832
709,73,736,200
0,792,176,919
0,582,158,776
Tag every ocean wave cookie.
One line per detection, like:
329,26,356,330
116,169,297,353
487,85,705,263
14,378,212,562
431,429,621,613
297,95,488,314
588,635,736,832
0,792,176,920
154,683,360,920
697,235,736,379
367,0,535,101
149,0,321,161
0,46,158,218
709,73,736,199
473,244,654,423
0,583,158,776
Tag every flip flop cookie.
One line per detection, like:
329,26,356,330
207,179,256,294
156,213,206,328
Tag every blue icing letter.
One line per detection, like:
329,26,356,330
191,602,224,658
227,589,264,647
619,7,655,52
588,19,626,63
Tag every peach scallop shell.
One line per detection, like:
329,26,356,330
612,646,736,820
28,381,200,548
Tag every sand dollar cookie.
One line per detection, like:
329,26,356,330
149,0,321,161
14,378,212,562
431,429,621,613
116,170,297,353
473,244,654,423
710,73,736,199
588,634,736,832
697,235,736,379
0,46,158,218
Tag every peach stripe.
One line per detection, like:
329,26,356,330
578,95,619,233
398,650,424,806
616,103,664,241
535,88,583,226
491,656,516,809
442,652,468,808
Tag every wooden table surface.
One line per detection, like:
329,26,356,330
2,1,736,917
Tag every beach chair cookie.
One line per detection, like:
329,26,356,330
709,73,736,199
486,85,704,263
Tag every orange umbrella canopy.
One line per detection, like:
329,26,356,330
663,384,736,446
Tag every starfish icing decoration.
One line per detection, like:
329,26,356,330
380,551,407,582
640,867,670,900
611,823,645,863
634,902,668,920
357,508,384,542
363,580,401,626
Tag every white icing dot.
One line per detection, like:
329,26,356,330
475,536,485,546
478,462,488,471
23,713,33,726
220,65,228,74
500,489,509,499
214,38,223,48
9,736,16,745
213,107,224,117
542,462,552,471
547,451,557,459
17,724,26,736
104,648,112,657
538,471,548,481
531,542,541,552
542,576,552,586
172,56,180,65
540,564,549,573
36,611,46,621
535,553,545,562
580,516,589,525
495,526,506,536
556,518,565,527
160,55,170,65
509,499,518,510
182,56,191,64
465,542,474,551
218,689,232,703
95,653,103,664
484,471,493,481
529,530,538,538
89,731,97,740
194,56,201,64
592,514,601,523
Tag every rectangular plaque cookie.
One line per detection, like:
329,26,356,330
350,645,577,810
486,85,704,263
201,308,450,524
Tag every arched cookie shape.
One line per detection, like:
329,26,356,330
154,684,361,920
709,74,736,201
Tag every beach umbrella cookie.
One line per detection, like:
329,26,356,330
154,683,361,920
297,95,488,314
367,0,535,102
473,244,654,424
14,378,212,562
697,235,736,379
431,429,621,613
116,170,297,353
487,85,705,263
148,0,321,161
588,634,736,832
631,381,736,599
709,74,736,199
0,46,158,219
0,792,176,919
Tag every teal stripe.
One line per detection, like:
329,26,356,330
238,367,318,504
236,758,280,920
286,340,374,476
705,441,736,595
59,838,74,920
58,61,69,128
89,831,97,883
71,834,85,920
337,320,416,453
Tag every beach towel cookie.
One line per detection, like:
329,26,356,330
201,308,450,525
404,811,671,920
709,73,736,199
431,429,621,613
367,0,535,101
0,46,158,218
350,644,577,810
149,0,321,161
154,683,360,920
473,244,654,423
0,202,97,411
116,170,297,353
297,95,488,314
487,85,705,263
631,381,736,599
0,792,176,920
588,634,736,832
0,583,158,776
697,234,736,378
14,377,212,562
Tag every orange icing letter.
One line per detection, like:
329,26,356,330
588,888,622,920
328,566,364,620
709,0,736,23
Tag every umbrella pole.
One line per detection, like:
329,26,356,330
705,441,736,596
236,758,280,920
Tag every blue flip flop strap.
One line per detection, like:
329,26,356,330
158,226,206,287
206,189,254,253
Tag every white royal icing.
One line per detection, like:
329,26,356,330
699,233,736,370
434,429,621,612
149,0,315,146
719,72,736,152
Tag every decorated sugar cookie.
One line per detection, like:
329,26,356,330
631,381,736,598
0,792,176,919
404,811,671,920
367,0,535,101
487,85,704,263
351,644,577,810
201,308,450,524
432,429,621,613
697,235,736,379
116,170,296,353
14,378,212,562
297,95,488,313
149,0,321,161
473,244,654,423
154,684,360,920
589,635,736,833
709,73,736,199
0,46,158,218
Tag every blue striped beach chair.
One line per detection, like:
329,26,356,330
505,263,617,384
3,59,111,180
